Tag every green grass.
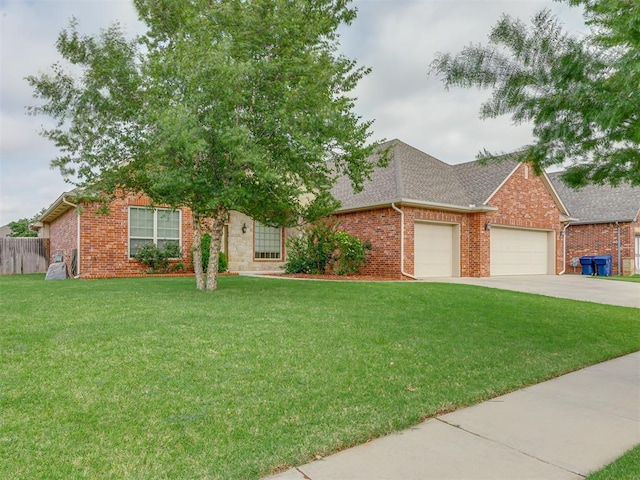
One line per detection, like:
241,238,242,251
1,275,639,479
587,445,640,479
593,274,640,283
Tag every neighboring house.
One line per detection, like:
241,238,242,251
549,173,640,275
330,139,571,278
31,191,296,278
0,225,12,237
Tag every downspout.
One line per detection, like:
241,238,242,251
391,203,418,280
62,196,80,278
616,221,621,276
559,222,571,275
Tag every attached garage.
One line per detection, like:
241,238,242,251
490,226,554,275
414,222,459,277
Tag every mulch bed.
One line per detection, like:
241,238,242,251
262,273,413,282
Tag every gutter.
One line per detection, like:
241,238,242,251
559,222,571,275
337,198,497,215
616,222,621,276
391,203,418,280
566,218,635,226
61,196,81,279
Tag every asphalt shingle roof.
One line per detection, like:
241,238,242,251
548,172,640,223
332,139,519,211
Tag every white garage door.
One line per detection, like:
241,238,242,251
490,227,552,275
414,222,457,277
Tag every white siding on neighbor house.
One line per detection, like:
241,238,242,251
414,221,459,277
490,226,553,275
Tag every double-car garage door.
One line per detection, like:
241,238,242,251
414,222,554,277
490,226,553,275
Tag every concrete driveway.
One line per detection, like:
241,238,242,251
422,274,640,308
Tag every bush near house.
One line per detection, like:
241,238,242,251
191,234,228,273
134,241,183,274
284,219,371,275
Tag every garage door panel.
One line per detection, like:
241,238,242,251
491,227,551,276
415,222,456,277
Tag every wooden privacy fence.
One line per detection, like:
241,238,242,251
0,238,50,274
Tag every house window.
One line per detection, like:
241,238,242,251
254,221,282,260
129,207,181,257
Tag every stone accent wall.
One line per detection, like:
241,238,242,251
225,211,296,272
564,220,638,276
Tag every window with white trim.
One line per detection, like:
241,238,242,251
254,221,282,260
129,207,181,257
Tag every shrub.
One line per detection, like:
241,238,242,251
333,231,371,275
217,251,228,273
135,241,181,274
284,219,370,275
191,234,228,273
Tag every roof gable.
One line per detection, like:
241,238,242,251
453,155,520,206
333,140,540,212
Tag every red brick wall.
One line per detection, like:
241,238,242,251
564,220,637,275
331,207,403,277
467,213,491,277
485,164,563,274
70,194,195,278
49,207,78,277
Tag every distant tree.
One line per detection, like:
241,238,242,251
8,219,37,238
431,0,639,187
27,0,384,290
7,208,46,237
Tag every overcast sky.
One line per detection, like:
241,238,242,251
0,0,586,226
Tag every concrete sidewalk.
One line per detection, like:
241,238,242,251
265,352,640,480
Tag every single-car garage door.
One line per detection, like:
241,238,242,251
414,222,458,277
490,227,553,275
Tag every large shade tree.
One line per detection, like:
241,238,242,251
431,0,639,187
28,0,382,290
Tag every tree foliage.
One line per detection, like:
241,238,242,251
431,0,639,187
27,0,383,290
7,208,46,237
8,219,38,238
283,219,370,275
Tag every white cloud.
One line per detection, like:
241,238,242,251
0,0,586,225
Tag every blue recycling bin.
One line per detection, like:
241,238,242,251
593,255,613,276
579,256,595,275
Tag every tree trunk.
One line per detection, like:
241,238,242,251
205,206,227,291
192,214,205,290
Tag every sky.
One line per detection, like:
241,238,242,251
0,0,587,226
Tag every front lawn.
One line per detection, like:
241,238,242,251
593,274,640,283
1,275,638,479
587,445,640,479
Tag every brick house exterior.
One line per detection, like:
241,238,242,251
34,140,637,279
549,174,640,276
331,140,570,278
33,191,295,278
